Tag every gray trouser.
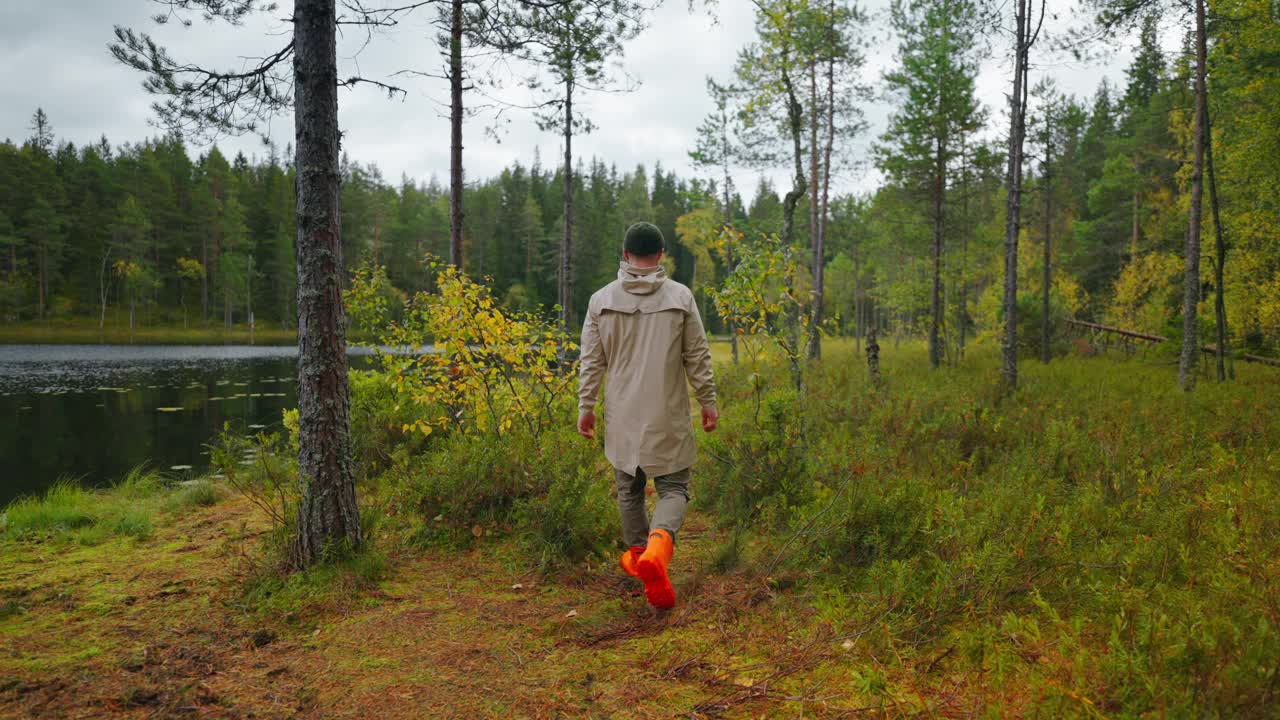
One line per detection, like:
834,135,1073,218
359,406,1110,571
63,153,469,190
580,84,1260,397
614,466,690,547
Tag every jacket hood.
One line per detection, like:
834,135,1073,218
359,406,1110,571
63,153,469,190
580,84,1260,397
617,261,667,296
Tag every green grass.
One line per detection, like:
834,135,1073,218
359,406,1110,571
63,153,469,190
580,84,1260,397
1,467,225,543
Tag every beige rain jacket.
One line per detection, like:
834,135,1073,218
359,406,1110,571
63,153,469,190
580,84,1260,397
578,262,717,477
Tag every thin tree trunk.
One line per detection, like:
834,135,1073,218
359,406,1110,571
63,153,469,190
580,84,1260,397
291,0,361,569
721,120,738,365
958,140,969,361
1001,0,1031,389
929,135,944,369
448,0,464,269
1178,0,1207,391
779,61,806,249
98,245,110,330
779,57,806,391
1042,137,1052,364
558,76,575,332
1207,109,1228,382
959,223,967,360
814,39,836,361
807,59,822,360
853,246,861,353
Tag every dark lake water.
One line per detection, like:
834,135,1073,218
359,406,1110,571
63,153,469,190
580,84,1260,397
0,344,376,506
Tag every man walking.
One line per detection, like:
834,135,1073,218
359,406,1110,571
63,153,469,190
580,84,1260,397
577,222,718,610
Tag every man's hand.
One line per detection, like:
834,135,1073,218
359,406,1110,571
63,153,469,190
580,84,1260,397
577,412,596,439
701,406,719,433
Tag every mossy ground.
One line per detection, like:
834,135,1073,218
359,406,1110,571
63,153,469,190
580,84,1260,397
1,494,904,719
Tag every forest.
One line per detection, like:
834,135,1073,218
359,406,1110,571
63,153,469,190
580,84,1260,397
3,0,1280,717
2,0,1278,366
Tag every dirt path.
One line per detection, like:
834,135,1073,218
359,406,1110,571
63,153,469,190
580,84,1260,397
0,497,908,719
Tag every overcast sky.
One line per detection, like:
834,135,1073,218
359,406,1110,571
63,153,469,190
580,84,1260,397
0,0,1145,199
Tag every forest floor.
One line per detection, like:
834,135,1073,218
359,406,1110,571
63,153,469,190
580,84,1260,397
0,494,935,719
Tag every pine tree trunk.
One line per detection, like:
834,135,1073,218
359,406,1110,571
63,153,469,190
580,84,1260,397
448,0,464,269
1042,139,1052,364
1001,0,1031,390
722,138,738,365
929,135,944,370
558,77,575,333
807,60,822,360
779,59,806,249
1178,0,1206,392
290,0,361,569
778,57,806,391
1207,107,1228,382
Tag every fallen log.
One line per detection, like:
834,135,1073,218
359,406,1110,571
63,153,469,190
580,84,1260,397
1065,319,1280,368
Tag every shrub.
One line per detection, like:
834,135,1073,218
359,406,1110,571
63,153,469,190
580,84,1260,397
699,386,811,531
515,465,617,569
400,424,617,567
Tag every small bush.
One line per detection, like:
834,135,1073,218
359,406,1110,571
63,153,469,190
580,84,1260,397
699,386,811,531
397,425,617,567
515,465,617,569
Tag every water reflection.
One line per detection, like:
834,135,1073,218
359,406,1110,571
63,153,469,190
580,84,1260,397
0,344,379,505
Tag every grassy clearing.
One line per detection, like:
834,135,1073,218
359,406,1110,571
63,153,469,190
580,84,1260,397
2,341,1278,718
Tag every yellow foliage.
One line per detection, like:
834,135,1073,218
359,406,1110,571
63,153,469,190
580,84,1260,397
1107,252,1183,333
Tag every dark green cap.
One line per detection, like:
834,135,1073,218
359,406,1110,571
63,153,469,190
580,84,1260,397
623,222,665,257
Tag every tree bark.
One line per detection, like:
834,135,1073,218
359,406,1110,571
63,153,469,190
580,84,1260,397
930,133,944,370
1001,0,1031,390
813,40,836,361
290,0,361,569
958,141,969,361
1178,0,1207,392
558,74,575,332
718,110,738,365
448,0,465,269
807,59,822,360
779,60,806,250
779,57,807,391
1041,136,1052,364
1206,108,1228,382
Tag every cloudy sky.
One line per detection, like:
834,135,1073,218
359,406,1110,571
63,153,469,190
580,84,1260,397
1,0,1143,198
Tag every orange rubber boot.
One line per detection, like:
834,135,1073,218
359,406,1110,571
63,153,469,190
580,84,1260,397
636,529,676,609
619,546,645,578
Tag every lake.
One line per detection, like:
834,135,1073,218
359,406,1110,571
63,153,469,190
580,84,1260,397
0,344,377,506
